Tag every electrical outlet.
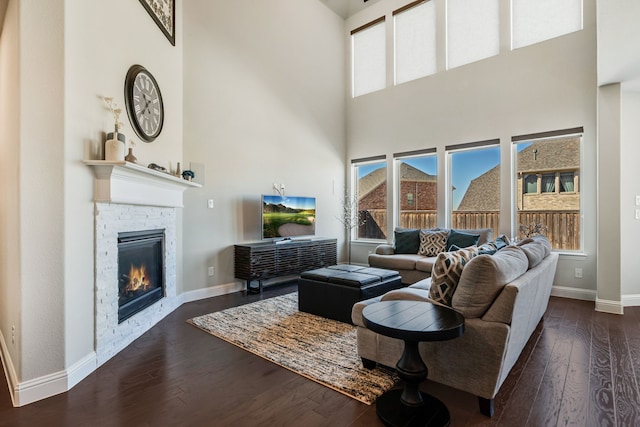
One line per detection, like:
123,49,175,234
636,209,640,220
11,325,15,344
207,199,214,209
208,267,215,277
575,268,583,278
636,195,640,206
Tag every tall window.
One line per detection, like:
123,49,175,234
514,129,582,251
354,158,387,239
446,0,500,69
352,17,386,97
512,0,583,49
395,150,438,229
394,0,436,85
448,141,501,235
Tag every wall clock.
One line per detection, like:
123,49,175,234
124,64,164,143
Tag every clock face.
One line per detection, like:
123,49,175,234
124,65,164,142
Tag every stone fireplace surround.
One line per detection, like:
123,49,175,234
86,161,201,366
94,202,177,365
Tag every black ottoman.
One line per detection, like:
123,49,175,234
298,265,402,324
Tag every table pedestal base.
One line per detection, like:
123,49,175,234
376,389,450,427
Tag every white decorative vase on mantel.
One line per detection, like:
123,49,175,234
105,127,126,161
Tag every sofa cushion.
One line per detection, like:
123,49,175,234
532,235,552,256
394,228,420,254
368,253,423,270
415,256,437,273
429,246,479,306
418,229,449,256
452,246,529,318
519,240,547,268
446,229,480,251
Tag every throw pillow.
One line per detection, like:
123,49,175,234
446,229,480,252
519,240,546,268
418,229,449,257
452,246,529,318
394,229,420,254
428,246,479,306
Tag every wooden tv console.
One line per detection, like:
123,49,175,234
234,238,337,293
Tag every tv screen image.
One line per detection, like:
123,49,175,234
262,195,316,239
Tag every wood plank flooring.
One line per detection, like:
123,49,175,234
1,284,640,426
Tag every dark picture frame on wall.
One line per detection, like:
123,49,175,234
138,0,175,46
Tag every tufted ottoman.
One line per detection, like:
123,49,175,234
298,265,402,324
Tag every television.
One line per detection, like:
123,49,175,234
262,195,316,240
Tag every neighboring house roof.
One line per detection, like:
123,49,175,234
457,138,580,211
358,163,435,199
457,165,501,211
517,137,580,173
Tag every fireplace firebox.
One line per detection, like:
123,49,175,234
118,229,165,323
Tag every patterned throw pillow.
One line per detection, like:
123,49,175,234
429,246,479,306
418,229,449,257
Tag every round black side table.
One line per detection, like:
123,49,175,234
362,300,465,427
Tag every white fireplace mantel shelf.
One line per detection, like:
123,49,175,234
84,160,202,208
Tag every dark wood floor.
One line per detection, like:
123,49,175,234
1,283,639,426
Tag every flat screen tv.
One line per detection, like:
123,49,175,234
262,195,316,240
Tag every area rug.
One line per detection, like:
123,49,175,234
187,292,398,405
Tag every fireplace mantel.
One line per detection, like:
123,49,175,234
84,160,201,208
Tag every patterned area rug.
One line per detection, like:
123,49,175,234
187,292,398,405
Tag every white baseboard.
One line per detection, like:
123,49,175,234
0,329,18,406
551,285,596,301
1,280,269,407
622,294,640,307
595,298,624,314
180,281,244,304
6,350,97,407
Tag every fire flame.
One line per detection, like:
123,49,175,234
126,264,151,292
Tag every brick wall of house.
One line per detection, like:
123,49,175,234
399,181,437,211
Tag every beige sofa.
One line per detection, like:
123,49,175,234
352,236,558,417
368,228,494,284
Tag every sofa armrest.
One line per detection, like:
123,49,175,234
375,244,395,255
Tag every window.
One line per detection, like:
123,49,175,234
524,174,537,193
512,0,583,49
560,172,575,192
353,158,387,239
394,0,437,85
352,18,386,97
446,0,500,69
541,174,556,193
513,129,582,251
448,141,501,236
394,150,438,229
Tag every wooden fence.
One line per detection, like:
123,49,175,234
360,209,581,250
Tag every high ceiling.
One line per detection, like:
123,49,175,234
320,0,380,19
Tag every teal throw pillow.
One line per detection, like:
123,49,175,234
394,229,420,254
446,229,480,252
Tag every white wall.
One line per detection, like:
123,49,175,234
0,0,185,404
596,1,640,309
345,0,598,296
0,0,21,380
182,0,347,292
620,89,640,300
63,0,184,375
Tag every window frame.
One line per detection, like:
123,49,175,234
351,155,388,242
512,127,584,252
393,148,438,231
